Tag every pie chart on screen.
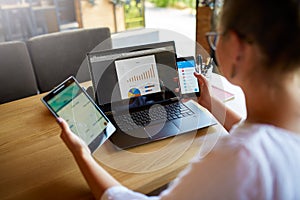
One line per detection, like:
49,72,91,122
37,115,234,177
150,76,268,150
128,88,141,97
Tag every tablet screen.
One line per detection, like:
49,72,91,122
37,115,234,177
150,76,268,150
42,77,115,152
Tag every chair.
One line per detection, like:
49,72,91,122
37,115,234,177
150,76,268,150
0,41,38,104
27,27,112,92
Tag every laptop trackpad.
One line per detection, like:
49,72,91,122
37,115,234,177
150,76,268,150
172,115,201,133
144,122,180,139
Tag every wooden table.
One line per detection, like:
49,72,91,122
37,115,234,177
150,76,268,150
0,74,245,200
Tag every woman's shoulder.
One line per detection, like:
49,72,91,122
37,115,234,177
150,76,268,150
229,122,300,146
198,123,299,163
206,122,300,167
160,123,300,199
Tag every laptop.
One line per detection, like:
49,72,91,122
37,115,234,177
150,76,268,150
87,41,216,149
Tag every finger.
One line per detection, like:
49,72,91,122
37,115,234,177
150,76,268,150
194,72,208,86
56,117,70,132
173,77,179,82
194,72,204,85
194,72,205,80
57,118,76,145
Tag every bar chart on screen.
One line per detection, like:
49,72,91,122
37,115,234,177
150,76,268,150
127,64,156,83
115,55,161,99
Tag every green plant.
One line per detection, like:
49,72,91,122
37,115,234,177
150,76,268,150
148,0,196,8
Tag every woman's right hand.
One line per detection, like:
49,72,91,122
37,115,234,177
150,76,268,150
194,72,213,112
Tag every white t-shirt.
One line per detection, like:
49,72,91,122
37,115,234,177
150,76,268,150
101,123,300,200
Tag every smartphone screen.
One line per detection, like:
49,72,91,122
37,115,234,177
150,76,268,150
42,77,115,152
177,57,200,97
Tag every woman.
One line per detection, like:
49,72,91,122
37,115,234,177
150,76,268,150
58,0,300,199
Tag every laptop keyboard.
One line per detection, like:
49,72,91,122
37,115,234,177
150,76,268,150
114,102,194,131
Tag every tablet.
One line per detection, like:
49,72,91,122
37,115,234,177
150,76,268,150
41,76,116,153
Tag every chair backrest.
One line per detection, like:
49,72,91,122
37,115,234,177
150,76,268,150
0,41,38,104
27,27,112,92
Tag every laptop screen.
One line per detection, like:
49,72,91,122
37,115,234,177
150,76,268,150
87,41,179,113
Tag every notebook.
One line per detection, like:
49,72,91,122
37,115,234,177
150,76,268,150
87,41,216,149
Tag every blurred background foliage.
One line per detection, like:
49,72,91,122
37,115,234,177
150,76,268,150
148,0,196,8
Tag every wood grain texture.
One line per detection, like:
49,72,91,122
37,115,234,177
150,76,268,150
0,90,227,199
196,6,213,55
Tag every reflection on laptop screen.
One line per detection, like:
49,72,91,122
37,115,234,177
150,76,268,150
88,41,178,113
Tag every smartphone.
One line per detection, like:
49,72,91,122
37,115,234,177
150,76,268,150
176,56,200,98
41,76,116,153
